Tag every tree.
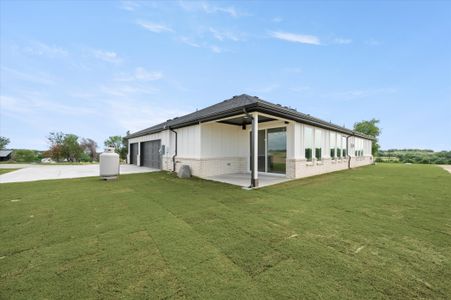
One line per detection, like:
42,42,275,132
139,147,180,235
0,136,10,149
62,134,83,162
12,149,37,162
48,132,65,162
104,135,127,159
353,119,381,155
80,138,98,161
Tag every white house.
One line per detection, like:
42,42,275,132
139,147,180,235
126,94,373,187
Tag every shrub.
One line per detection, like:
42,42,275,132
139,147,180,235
12,150,38,162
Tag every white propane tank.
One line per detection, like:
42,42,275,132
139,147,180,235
99,147,120,179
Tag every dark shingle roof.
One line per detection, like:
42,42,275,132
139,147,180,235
126,94,374,140
0,150,13,157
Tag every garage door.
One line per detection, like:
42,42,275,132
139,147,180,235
141,140,161,169
129,143,138,165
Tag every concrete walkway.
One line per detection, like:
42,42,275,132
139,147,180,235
205,173,290,188
0,164,158,183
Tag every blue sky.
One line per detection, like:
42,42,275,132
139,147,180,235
1,1,450,151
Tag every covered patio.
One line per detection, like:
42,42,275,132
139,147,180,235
203,110,290,188
205,172,290,188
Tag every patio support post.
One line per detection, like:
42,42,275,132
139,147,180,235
137,142,141,166
127,141,131,164
251,112,259,187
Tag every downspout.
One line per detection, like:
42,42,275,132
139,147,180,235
346,134,354,169
169,127,178,172
243,108,256,188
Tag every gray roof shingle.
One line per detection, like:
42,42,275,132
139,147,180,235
0,150,13,157
126,94,374,140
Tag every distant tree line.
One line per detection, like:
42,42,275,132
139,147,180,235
104,135,128,160
377,149,451,164
0,133,129,163
45,132,98,162
46,132,128,162
353,118,380,155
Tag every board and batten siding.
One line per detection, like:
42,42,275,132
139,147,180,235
176,125,201,159
200,123,248,158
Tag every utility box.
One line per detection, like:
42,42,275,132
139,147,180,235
99,147,120,180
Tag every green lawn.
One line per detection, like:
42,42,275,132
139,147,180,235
0,169,18,175
1,164,450,299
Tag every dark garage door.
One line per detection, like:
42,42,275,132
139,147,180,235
129,143,138,165
141,140,161,169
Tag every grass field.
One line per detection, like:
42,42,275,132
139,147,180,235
0,169,18,175
1,164,450,299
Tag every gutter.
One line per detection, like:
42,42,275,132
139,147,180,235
126,103,374,141
169,127,178,172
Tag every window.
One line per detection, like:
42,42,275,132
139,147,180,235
342,136,347,157
315,129,322,161
304,127,313,161
354,138,364,157
305,148,312,161
330,132,336,158
315,148,322,160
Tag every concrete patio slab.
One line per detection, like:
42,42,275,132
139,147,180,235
205,172,290,188
0,164,158,183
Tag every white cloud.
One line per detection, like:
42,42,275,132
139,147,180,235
202,3,238,17
23,41,68,57
209,45,223,53
209,28,243,42
92,49,122,63
178,37,228,53
179,37,201,48
100,84,159,97
136,20,174,33
333,37,352,44
119,0,140,11
178,1,246,17
1,67,56,85
134,67,163,81
106,98,189,132
1,94,96,116
270,31,320,45
114,67,163,82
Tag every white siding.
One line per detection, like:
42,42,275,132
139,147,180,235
177,125,201,159
200,122,247,158
128,114,373,179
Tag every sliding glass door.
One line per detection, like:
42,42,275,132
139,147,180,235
249,130,266,172
249,127,287,174
267,128,287,174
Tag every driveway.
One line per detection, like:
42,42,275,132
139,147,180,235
0,164,159,183
439,165,451,174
